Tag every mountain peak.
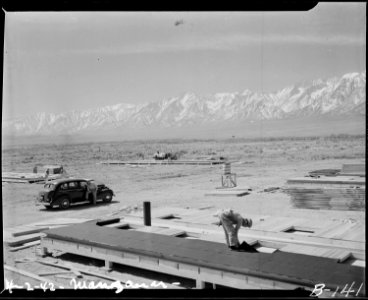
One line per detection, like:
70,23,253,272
3,71,365,137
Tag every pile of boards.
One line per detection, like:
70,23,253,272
3,218,92,252
284,163,365,211
3,225,49,251
2,172,47,183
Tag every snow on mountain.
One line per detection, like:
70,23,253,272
2,71,366,136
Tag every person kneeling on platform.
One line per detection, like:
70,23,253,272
216,209,255,251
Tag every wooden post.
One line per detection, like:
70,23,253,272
104,260,113,272
143,201,151,226
196,279,205,289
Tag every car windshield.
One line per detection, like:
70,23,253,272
44,183,55,190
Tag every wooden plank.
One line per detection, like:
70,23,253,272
256,247,277,254
5,233,45,247
155,228,186,236
38,270,72,276
104,222,130,228
342,164,365,174
30,217,92,227
335,223,365,241
96,218,120,226
10,226,50,237
345,224,366,241
134,226,167,234
55,274,76,280
204,190,250,197
9,240,41,252
323,222,359,239
286,176,365,185
4,264,58,285
352,260,365,268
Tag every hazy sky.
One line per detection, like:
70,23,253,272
3,3,366,119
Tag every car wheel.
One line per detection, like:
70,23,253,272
60,197,70,209
103,192,113,203
45,205,53,210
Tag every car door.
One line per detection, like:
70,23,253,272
56,182,69,199
68,181,85,203
79,181,88,200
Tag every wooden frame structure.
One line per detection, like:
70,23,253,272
41,236,304,289
40,221,365,293
221,173,237,188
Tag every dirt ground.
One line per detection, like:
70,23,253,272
1,137,365,292
2,154,365,229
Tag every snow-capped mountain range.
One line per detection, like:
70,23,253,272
2,71,366,137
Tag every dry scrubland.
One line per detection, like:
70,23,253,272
1,134,366,229
2,134,365,168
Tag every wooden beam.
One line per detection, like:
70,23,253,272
36,260,82,278
196,279,205,289
5,233,45,247
11,227,50,237
38,270,72,276
9,240,41,252
286,176,365,185
4,264,58,285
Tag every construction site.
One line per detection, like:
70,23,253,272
1,136,366,297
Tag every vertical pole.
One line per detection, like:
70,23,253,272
143,201,151,226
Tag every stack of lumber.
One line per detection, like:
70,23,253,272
284,163,365,211
308,169,341,177
340,163,365,177
2,172,64,183
284,186,365,211
4,225,49,251
4,218,93,252
2,172,46,183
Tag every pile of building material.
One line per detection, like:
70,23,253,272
2,164,69,184
99,160,225,166
284,163,365,211
205,188,251,197
2,172,47,183
4,225,49,251
3,218,93,252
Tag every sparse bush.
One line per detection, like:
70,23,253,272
136,152,145,159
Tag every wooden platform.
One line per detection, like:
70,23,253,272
99,160,225,166
2,172,64,183
40,221,365,292
123,206,365,260
205,189,250,197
